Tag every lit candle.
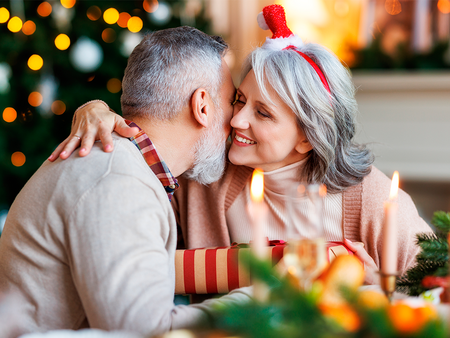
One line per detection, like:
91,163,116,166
249,168,268,259
381,171,399,275
248,168,269,301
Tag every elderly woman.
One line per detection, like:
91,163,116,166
50,5,430,283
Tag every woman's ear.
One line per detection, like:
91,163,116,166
295,138,313,154
295,127,313,154
191,88,212,128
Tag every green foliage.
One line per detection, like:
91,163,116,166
211,252,448,338
397,211,450,296
351,36,450,70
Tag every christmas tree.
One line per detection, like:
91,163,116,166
0,0,210,223
397,211,450,296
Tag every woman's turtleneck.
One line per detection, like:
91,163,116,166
226,159,344,243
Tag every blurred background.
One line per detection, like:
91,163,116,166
0,0,449,233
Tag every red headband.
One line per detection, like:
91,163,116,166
283,45,331,95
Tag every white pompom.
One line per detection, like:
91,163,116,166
257,12,269,30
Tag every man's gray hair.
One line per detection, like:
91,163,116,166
243,43,374,193
121,26,228,119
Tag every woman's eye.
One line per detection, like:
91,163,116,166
257,110,271,118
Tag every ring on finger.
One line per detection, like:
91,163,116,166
74,135,81,140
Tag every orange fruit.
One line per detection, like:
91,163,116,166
320,303,361,332
388,302,437,334
318,255,365,306
357,290,389,309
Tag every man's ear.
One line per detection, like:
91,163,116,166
191,88,212,128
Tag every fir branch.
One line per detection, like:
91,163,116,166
432,211,450,234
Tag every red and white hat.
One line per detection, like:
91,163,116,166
257,4,331,94
257,4,304,51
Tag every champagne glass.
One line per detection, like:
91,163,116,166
283,183,327,291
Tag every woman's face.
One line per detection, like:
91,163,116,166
228,70,312,172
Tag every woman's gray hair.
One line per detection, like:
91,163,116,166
243,43,374,193
121,26,227,120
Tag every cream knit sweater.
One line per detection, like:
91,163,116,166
0,134,251,334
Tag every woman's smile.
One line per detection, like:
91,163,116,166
233,132,256,146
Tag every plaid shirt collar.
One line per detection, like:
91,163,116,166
125,119,179,201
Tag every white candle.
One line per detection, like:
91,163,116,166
249,168,268,259
249,168,269,302
381,171,399,275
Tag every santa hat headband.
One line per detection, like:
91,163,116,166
257,4,331,95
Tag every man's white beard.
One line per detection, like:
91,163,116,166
183,110,227,185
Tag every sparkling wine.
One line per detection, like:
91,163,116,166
284,237,327,290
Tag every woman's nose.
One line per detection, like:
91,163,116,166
230,105,250,130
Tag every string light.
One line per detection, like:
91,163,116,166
37,2,52,17
28,92,43,107
51,100,66,115
87,6,101,21
103,8,119,24
11,152,26,167
117,12,131,28
28,55,44,71
385,0,402,15
55,34,71,50
60,0,76,9
22,20,36,35
0,7,10,23
438,0,450,13
102,28,116,43
7,16,22,33
107,78,121,93
127,16,143,33
143,0,159,13
2,107,17,123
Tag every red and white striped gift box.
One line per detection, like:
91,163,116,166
174,241,354,295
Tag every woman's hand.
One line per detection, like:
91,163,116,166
48,101,139,161
344,239,380,285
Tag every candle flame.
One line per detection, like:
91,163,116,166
250,168,264,203
389,171,399,200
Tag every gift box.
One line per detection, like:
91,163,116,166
175,241,355,295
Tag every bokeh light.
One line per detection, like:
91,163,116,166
22,20,36,35
7,16,22,33
2,107,17,123
11,152,26,167
143,0,159,13
0,7,10,23
55,34,71,50
104,8,119,24
28,54,44,71
51,100,66,115
102,28,116,43
127,16,143,33
385,0,402,15
87,6,101,21
117,12,131,28
28,92,43,107
37,2,52,17
60,0,76,9
438,0,450,13
107,78,122,93
334,0,349,17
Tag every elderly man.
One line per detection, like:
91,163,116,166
0,27,250,335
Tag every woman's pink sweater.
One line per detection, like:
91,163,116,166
173,164,431,275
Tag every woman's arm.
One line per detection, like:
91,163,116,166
48,100,139,161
